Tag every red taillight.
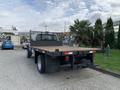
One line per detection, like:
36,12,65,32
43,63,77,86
64,51,73,55
64,56,69,61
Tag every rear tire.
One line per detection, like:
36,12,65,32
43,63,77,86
11,47,14,50
45,55,60,73
81,59,91,68
37,55,45,73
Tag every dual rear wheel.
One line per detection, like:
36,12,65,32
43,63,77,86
37,55,45,73
37,54,60,74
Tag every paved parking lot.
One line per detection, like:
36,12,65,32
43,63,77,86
0,49,120,90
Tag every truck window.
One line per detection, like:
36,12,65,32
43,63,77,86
41,34,57,41
36,34,42,41
35,34,58,41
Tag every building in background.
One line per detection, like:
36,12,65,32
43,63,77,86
113,20,120,39
0,27,20,46
103,20,120,39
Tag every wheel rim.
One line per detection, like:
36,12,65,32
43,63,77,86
37,56,41,71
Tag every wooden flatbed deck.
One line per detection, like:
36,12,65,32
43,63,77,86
33,46,100,52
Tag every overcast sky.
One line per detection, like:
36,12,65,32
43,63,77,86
0,0,120,32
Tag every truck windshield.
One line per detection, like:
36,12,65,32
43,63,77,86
36,34,58,41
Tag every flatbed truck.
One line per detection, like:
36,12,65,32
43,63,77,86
27,31,100,73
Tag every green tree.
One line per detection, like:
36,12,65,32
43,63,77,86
117,24,120,49
105,17,115,48
69,19,92,46
94,18,103,46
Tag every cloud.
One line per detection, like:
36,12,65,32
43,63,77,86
94,0,120,21
0,0,120,32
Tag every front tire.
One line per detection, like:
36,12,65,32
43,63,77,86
37,55,45,73
27,48,32,58
11,47,14,50
1,45,4,50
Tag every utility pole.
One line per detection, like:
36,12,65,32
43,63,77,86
64,21,66,33
44,24,48,31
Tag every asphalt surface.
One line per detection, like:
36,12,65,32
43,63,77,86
0,49,120,90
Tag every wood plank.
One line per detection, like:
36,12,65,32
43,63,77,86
33,46,100,52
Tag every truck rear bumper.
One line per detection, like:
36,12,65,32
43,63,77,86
34,50,94,73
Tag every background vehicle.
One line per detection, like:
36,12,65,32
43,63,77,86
1,40,14,50
27,31,100,74
22,41,30,49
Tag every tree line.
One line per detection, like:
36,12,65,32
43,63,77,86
69,17,120,49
